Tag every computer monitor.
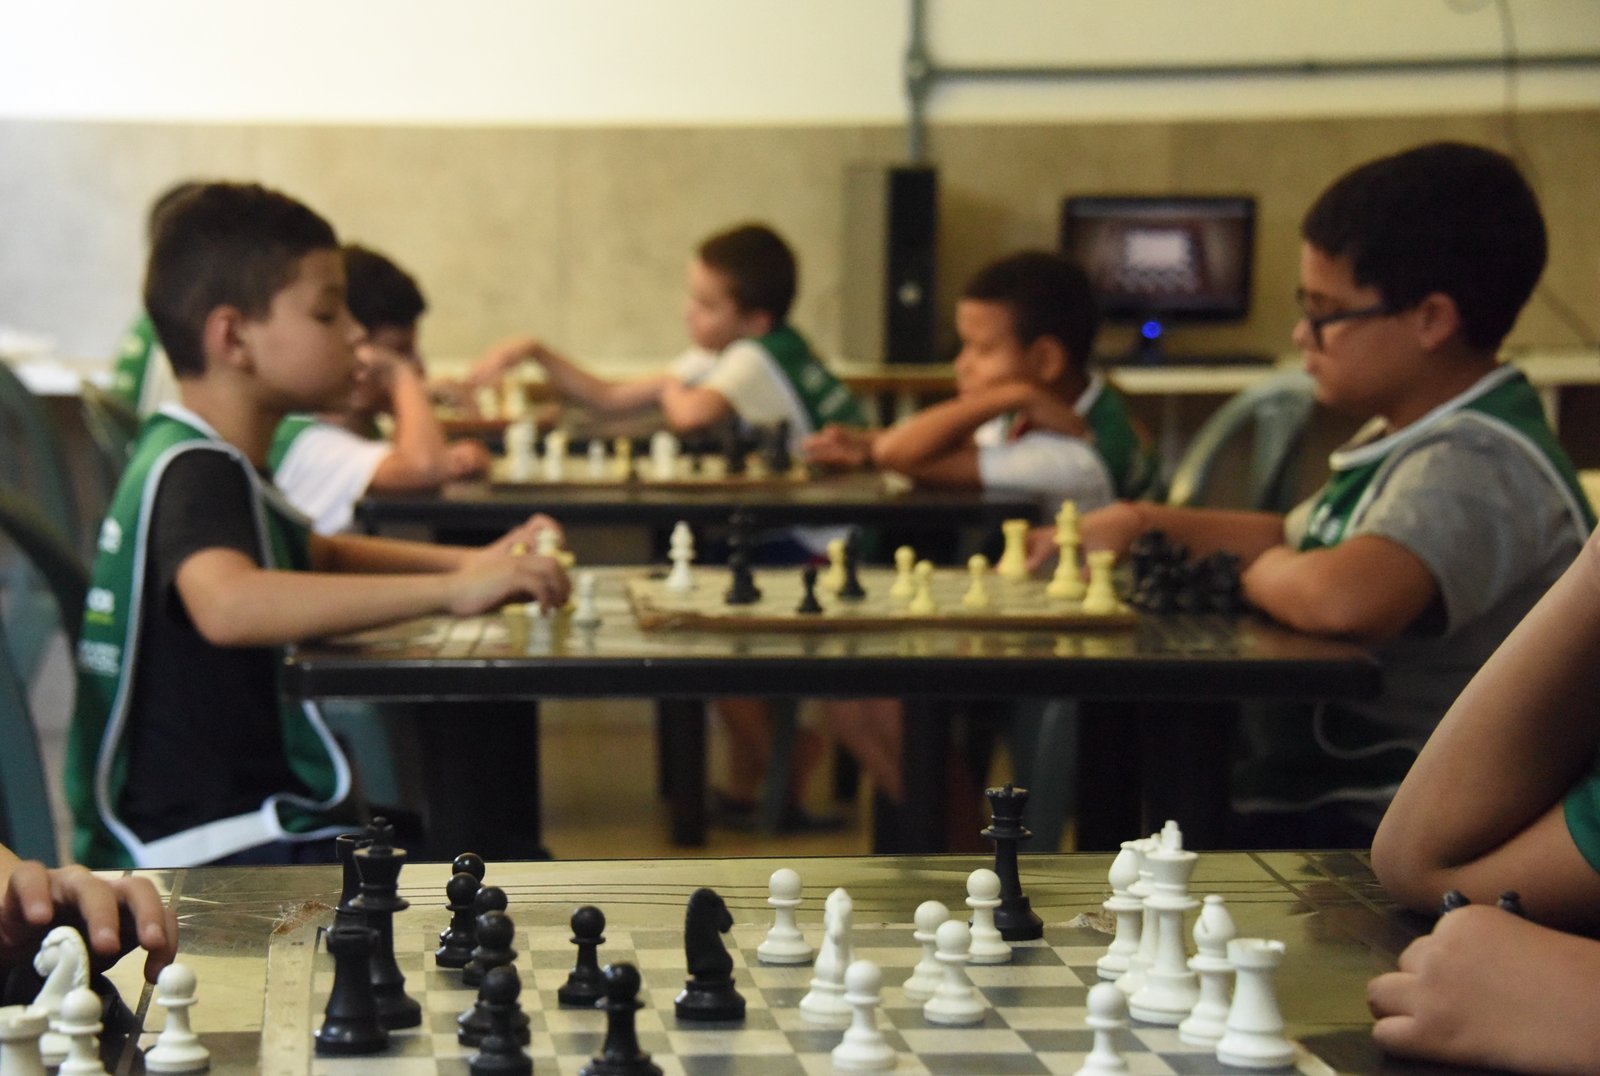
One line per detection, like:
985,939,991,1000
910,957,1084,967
1061,195,1256,362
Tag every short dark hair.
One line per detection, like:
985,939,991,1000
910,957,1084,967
342,244,427,332
961,251,1100,373
143,182,338,377
145,180,205,241
1301,142,1546,353
697,223,797,323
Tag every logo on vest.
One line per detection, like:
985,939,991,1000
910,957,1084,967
77,639,121,677
1306,503,1345,547
98,519,123,554
87,588,115,616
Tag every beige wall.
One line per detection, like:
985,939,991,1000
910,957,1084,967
1,108,1595,364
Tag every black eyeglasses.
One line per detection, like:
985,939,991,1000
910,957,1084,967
1295,288,1396,349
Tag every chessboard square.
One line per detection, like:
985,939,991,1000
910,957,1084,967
313,1057,463,1076
548,1028,672,1057
541,1008,607,1034
782,1026,910,1055
1038,1051,1178,1076
983,985,1087,1009
639,950,689,973
1004,943,1070,966
666,1026,797,1057
897,1028,1033,1056
1016,1028,1125,1053
769,1007,846,1033
420,968,480,994
749,983,808,1009
881,1006,1012,1032
797,1057,932,1076
631,928,688,950
1002,1007,1091,1032
526,948,578,968
1053,945,1111,969
968,965,1083,991
850,945,918,969
909,1051,1051,1075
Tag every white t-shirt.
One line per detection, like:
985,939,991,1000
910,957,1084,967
972,416,1114,514
271,422,392,535
669,341,815,450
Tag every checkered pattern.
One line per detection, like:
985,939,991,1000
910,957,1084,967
274,920,1334,1075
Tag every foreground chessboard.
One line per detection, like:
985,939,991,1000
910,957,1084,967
627,567,1137,632
261,916,1334,1075
490,454,813,490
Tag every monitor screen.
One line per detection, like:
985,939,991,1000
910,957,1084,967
1060,196,1255,324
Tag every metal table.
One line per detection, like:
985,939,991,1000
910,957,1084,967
284,570,1380,859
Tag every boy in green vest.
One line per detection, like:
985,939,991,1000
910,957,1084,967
66,183,570,869
1061,142,1593,847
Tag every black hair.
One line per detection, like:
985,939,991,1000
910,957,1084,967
696,223,797,323
961,250,1100,373
342,243,428,332
145,180,205,241
1301,142,1546,353
143,182,338,377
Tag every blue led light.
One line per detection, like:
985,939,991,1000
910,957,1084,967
1141,320,1163,341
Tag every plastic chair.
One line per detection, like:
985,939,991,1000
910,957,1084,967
79,380,140,495
1165,370,1317,512
0,485,88,645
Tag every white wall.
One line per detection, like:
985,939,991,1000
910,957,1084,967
1,0,1597,125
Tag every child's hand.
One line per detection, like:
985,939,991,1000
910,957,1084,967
1015,391,1092,439
445,440,492,480
448,547,570,615
0,860,178,985
466,336,544,387
1080,502,1145,559
1368,905,1600,1074
804,425,876,469
1025,525,1059,573
490,515,564,557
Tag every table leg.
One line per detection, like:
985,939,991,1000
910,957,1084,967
872,700,950,854
657,698,708,846
416,700,547,860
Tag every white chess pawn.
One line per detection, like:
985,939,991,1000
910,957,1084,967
890,545,917,600
800,888,854,1024
822,538,848,594
612,436,634,479
997,518,1030,580
475,385,502,421
907,560,937,615
505,420,537,480
922,920,984,1026
1096,842,1144,980
1081,549,1119,615
649,429,679,479
756,868,814,965
1048,500,1087,600
1129,820,1200,1026
665,521,696,592
1115,832,1161,997
501,378,528,420
586,438,608,478
0,1005,49,1076
962,554,992,609
143,963,210,1072
830,960,896,1073
1073,982,1131,1076
1215,938,1295,1070
55,987,106,1076
536,527,561,558
541,430,569,480
902,900,949,1001
570,571,602,630
1179,895,1237,1047
965,868,1011,964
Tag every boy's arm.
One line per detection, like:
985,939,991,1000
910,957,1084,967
658,378,734,433
365,349,454,492
1241,537,1438,640
1072,501,1288,566
525,339,671,415
871,382,1034,477
310,515,562,574
804,424,883,470
1371,533,1600,927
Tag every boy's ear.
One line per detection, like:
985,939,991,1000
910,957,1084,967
1413,292,1464,352
1029,335,1070,385
737,307,775,339
204,305,255,374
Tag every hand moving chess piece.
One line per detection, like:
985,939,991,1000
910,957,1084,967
674,888,745,1021
142,962,211,1072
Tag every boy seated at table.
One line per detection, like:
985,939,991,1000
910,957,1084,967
1037,141,1593,848
0,841,178,985
66,182,570,870
805,249,1155,509
269,244,492,535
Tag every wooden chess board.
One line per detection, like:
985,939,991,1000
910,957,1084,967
626,568,1137,632
490,455,815,491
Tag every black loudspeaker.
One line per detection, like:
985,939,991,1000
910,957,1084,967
842,164,938,364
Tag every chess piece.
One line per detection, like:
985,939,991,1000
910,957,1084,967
724,546,761,605
756,868,814,964
907,559,937,615
922,920,984,1026
476,385,502,421
350,825,421,1030
31,925,87,1066
542,429,568,480
1097,842,1143,979
587,437,608,477
0,1004,48,1076
1129,820,1200,1025
1498,890,1527,917
558,906,608,1007
795,566,824,615
997,518,1030,580
765,419,793,475
468,966,533,1076
822,538,848,594
665,521,696,592
463,885,511,987
963,554,991,608
501,379,527,420
54,986,106,1076
650,429,679,479
1179,895,1237,1047
1074,982,1131,1076
830,960,895,1072
674,888,745,1021
504,420,536,480
572,570,602,629
890,545,916,600
333,830,369,932
437,870,483,968
142,963,210,1072
1115,832,1161,997
1048,500,1087,600
800,887,854,1023
1215,938,1295,1070
613,436,634,479
1082,550,1119,615
838,534,867,601
902,900,949,1001
579,963,662,1076
1438,889,1471,915
458,959,532,1049
983,783,1044,940
464,910,519,991
315,925,388,1056
965,868,1011,964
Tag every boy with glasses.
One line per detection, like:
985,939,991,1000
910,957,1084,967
1038,141,1593,847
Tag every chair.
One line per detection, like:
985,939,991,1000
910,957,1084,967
1164,370,1318,512
79,379,141,494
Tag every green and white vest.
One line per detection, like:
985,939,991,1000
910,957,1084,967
109,313,179,417
757,325,869,431
66,406,351,867
1081,376,1157,499
1234,365,1594,812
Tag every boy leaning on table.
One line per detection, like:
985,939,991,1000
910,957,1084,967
1030,141,1593,849
66,182,570,871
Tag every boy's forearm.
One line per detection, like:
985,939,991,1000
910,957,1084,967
536,345,665,414
1112,503,1286,563
872,385,1025,473
313,532,470,574
373,365,451,490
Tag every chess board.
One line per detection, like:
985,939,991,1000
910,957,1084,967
489,455,814,490
261,914,1336,1075
626,568,1137,632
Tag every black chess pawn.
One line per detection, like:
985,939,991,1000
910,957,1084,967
463,885,510,984
458,957,532,1048
316,925,389,1056
558,905,609,1006
351,826,422,1030
674,887,745,1022
468,965,533,1076
724,546,762,605
720,422,747,476
1497,890,1527,918
453,851,487,881
465,910,519,993
796,565,824,614
837,533,866,601
1439,889,1472,915
982,783,1045,941
580,963,662,1076
765,419,792,474
436,870,482,968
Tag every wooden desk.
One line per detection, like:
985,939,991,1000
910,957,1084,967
284,570,1379,858
93,852,1430,1074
